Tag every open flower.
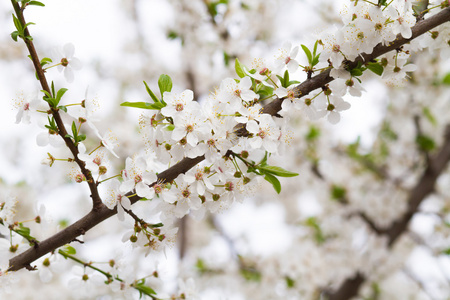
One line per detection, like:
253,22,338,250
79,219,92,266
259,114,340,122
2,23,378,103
53,43,82,83
105,179,131,221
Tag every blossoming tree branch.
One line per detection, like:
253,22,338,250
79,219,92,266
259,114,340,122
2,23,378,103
2,0,450,298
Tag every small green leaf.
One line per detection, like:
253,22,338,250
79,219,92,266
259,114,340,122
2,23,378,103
285,276,295,288
71,121,77,137
306,125,320,141
158,74,173,97
11,31,19,42
442,73,450,85
264,173,281,194
350,68,363,77
311,54,320,67
143,81,160,103
235,58,246,78
55,88,68,103
29,1,45,6
120,101,165,110
422,107,437,126
301,44,312,64
134,282,156,297
63,245,77,255
416,135,435,152
12,14,22,31
366,62,384,76
58,105,67,113
259,166,299,177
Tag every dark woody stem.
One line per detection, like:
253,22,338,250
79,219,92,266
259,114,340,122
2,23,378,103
11,0,103,210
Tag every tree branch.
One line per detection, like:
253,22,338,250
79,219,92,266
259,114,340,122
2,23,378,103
8,5,450,273
11,0,103,210
325,125,450,300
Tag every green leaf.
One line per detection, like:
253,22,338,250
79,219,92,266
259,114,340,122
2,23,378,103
306,125,320,141
11,31,19,42
134,282,156,298
350,68,363,77
301,44,312,65
235,58,246,78
23,22,35,30
120,101,165,110
442,73,450,85
158,74,173,97
143,81,160,103
63,245,77,255
422,107,437,126
259,166,299,177
29,1,45,6
58,105,67,113
223,51,231,66
312,40,319,57
285,276,295,288
12,14,22,32
442,248,450,255
378,0,387,6
41,57,52,65
311,54,320,67
256,84,274,98
416,135,435,152
71,121,77,137
55,88,68,104
287,80,300,87
331,185,346,200
264,173,281,194
366,62,384,76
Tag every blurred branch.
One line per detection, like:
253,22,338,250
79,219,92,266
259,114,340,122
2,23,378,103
8,5,450,273
325,125,450,300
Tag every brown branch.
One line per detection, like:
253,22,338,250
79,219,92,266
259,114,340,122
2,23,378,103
8,5,450,273
11,0,103,210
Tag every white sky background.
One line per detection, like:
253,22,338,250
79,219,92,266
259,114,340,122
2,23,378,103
0,0,447,298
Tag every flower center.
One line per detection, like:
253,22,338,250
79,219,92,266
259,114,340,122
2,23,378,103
175,103,184,112
224,181,234,192
181,188,191,198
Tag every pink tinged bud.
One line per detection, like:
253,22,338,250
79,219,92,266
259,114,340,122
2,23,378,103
259,67,269,75
61,58,69,67
99,166,107,175
23,103,30,111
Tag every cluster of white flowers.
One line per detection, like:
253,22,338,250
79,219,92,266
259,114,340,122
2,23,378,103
4,0,450,298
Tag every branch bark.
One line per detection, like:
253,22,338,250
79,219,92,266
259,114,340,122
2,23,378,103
8,5,450,272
